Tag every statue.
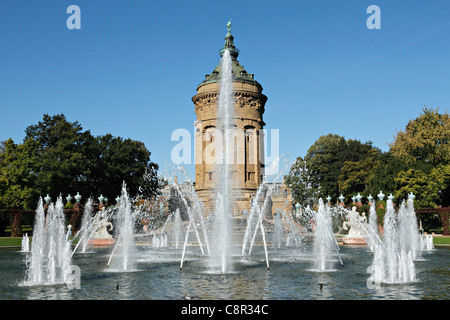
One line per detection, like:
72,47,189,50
92,211,113,239
227,19,232,33
342,206,368,245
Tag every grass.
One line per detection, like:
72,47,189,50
0,236,79,247
0,237,24,247
433,236,450,245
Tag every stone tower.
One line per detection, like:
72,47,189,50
192,22,268,216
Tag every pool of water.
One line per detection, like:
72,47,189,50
0,245,448,300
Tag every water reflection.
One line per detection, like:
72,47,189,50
0,246,448,300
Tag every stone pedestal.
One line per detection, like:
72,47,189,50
88,238,115,247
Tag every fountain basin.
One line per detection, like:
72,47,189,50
2,246,449,299
88,238,116,247
342,237,368,246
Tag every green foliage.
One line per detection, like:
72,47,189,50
304,134,346,199
366,151,408,197
389,107,449,165
64,202,74,209
0,114,161,211
83,133,160,201
389,108,450,207
0,138,40,210
339,148,380,197
376,204,386,226
302,134,380,200
24,114,90,199
289,108,450,209
395,165,450,208
284,157,321,207
433,163,450,206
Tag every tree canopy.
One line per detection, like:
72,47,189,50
0,138,39,209
0,114,161,210
301,133,380,201
389,107,449,165
286,108,450,208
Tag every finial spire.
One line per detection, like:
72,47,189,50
220,19,239,59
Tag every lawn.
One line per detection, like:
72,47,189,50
0,237,80,247
433,236,450,245
0,237,24,247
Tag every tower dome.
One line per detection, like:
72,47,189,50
197,21,264,92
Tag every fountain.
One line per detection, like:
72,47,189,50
12,164,445,299
178,181,210,269
71,198,94,255
173,208,183,249
21,233,30,253
152,212,172,248
107,183,137,272
207,48,234,274
272,210,283,248
367,199,417,284
6,21,447,301
420,234,435,251
271,209,302,249
240,180,271,269
311,199,342,271
368,202,380,250
398,198,422,260
23,197,73,285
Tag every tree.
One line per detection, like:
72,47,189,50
284,157,321,207
304,133,380,200
86,134,160,201
366,151,408,197
304,134,346,199
389,107,450,165
395,164,450,208
338,148,380,197
24,114,91,198
389,108,450,207
22,114,161,204
0,138,40,210
394,169,443,208
433,163,450,206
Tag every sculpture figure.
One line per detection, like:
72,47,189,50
92,212,113,239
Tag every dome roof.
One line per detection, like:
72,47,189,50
197,21,263,91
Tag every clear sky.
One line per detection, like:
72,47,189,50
1,0,449,180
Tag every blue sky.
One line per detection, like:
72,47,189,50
1,0,449,179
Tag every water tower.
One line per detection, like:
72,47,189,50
192,21,267,216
